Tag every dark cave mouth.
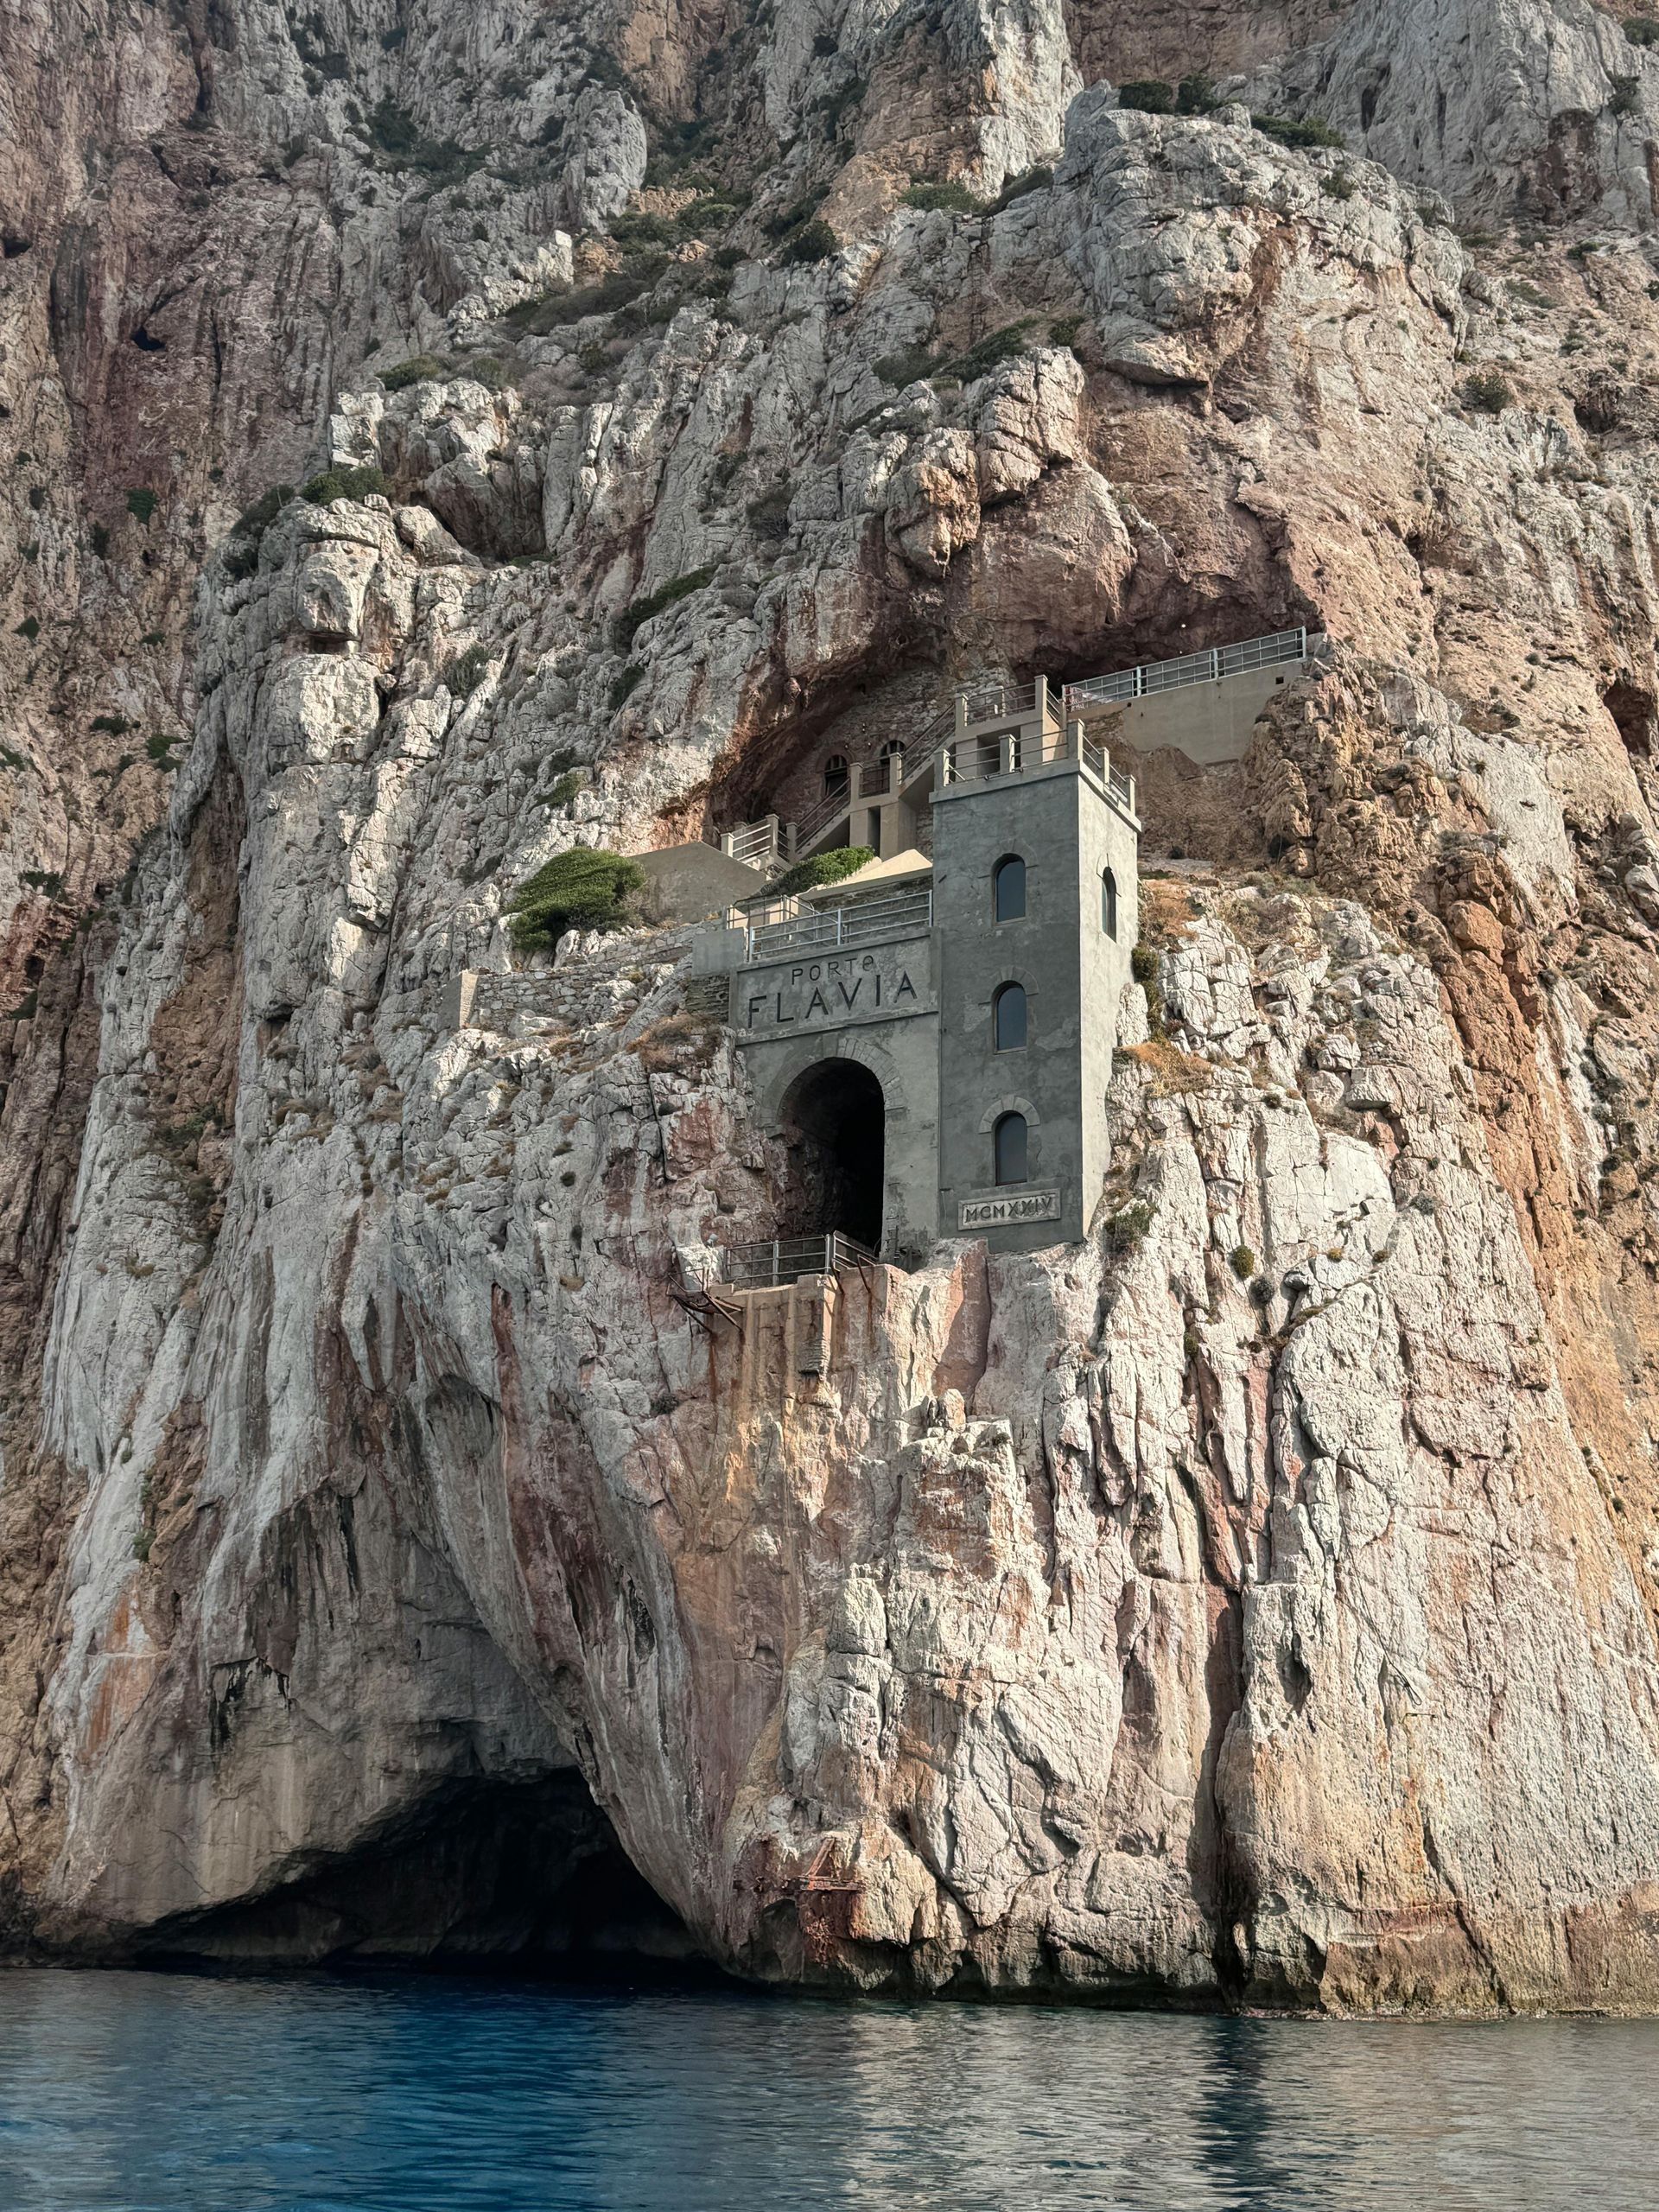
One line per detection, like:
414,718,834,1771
134,1773,708,1982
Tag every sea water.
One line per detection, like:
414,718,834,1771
1,1967,1655,2210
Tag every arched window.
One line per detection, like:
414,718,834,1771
823,753,849,798
993,855,1026,922
993,982,1027,1051
1102,867,1118,939
878,737,905,761
994,1111,1028,1186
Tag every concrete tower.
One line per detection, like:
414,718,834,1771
928,680,1141,1252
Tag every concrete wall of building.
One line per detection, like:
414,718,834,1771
931,764,1090,1251
730,931,940,1265
1077,787,1141,1231
1103,660,1309,765
634,840,766,923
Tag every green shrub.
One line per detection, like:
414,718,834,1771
1230,1243,1257,1281
677,196,741,238
746,486,791,540
22,868,65,898
948,318,1039,382
612,565,716,652
125,488,158,524
1104,1202,1154,1255
442,643,491,697
141,629,165,645
1119,80,1176,113
611,212,678,249
92,713,134,736
987,165,1052,213
368,98,483,184
224,482,295,576
380,353,448,391
90,524,111,556
763,189,829,238
1462,368,1513,414
145,732,180,765
1611,75,1642,118
810,79,866,127
1177,74,1222,115
548,770,585,807
768,845,875,900
504,268,657,333
300,463,386,506
1253,112,1347,150
874,341,940,387
507,848,645,950
15,616,39,640
232,483,294,537
1048,315,1084,347
1130,940,1165,1032
779,216,839,264
874,316,1038,390
1628,19,1659,48
1321,168,1357,199
902,181,980,213
608,663,645,709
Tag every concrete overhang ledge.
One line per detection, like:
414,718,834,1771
799,849,934,900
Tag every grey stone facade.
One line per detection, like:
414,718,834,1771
719,709,1141,1261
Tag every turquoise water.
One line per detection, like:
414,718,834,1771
1,1968,1656,2209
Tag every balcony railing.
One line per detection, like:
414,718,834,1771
745,884,933,962
1064,627,1323,711
700,1231,878,1289
709,628,1311,869
791,781,852,854
717,816,791,872
1079,736,1137,810
956,676,1042,727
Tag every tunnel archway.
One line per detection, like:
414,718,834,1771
777,1057,886,1251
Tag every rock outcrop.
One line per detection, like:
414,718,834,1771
4,1,1659,2008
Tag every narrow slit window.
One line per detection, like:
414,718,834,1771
994,1111,1028,1185
993,982,1027,1052
1102,867,1118,939
993,855,1026,922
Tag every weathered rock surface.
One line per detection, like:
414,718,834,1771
4,1,1659,2008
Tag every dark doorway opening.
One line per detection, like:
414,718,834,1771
778,1058,886,1250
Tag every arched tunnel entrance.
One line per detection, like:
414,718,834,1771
777,1058,886,1251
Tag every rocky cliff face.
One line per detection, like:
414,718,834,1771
4,0,1659,2008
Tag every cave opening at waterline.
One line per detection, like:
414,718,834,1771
777,1057,886,1253
134,1773,701,1979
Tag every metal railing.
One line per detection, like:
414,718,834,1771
747,884,933,961
791,782,852,854
719,817,789,871
1079,736,1137,811
1065,627,1321,710
941,720,1071,785
717,629,1314,868
956,676,1042,726
702,1231,878,1289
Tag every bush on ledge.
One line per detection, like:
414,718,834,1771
507,849,645,952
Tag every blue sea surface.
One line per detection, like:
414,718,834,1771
0,1967,1655,2210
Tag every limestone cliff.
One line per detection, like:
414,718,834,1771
4,0,1659,2008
